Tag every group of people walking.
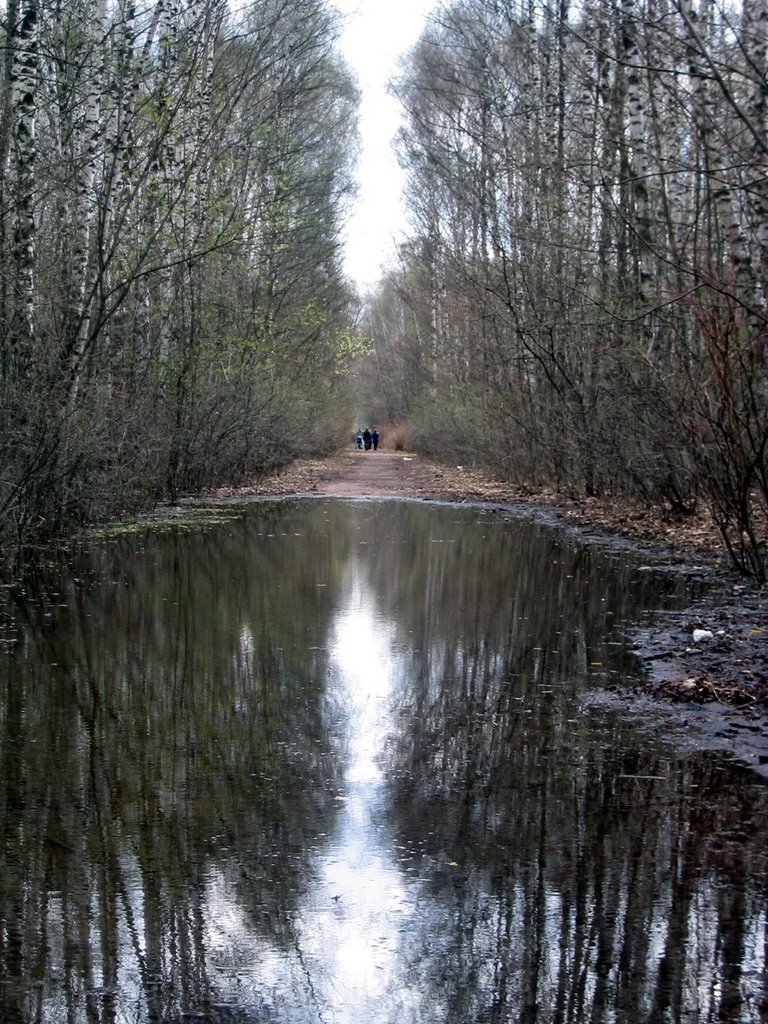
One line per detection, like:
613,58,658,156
355,427,379,451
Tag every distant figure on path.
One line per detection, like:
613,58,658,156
355,429,364,449
371,429,379,451
362,428,372,450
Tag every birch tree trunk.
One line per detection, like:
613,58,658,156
8,0,38,362
64,0,107,405
743,0,768,313
0,0,19,372
681,0,755,301
622,0,656,310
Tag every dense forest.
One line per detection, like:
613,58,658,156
1,0,766,580
358,0,768,580
0,0,359,547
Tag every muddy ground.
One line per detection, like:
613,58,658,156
213,448,768,775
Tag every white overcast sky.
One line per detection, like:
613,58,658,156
333,0,439,293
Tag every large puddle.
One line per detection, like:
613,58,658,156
1,498,766,1023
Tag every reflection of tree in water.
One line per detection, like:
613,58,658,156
0,505,349,1023
386,715,768,1021
2,500,766,1023
369,501,768,1024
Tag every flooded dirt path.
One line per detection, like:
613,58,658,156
2,497,767,1022
219,450,768,776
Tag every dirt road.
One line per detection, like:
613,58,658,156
311,450,450,497
238,449,523,504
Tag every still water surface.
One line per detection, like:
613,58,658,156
1,499,766,1024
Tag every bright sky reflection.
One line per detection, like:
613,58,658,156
204,556,420,1021
298,560,419,1017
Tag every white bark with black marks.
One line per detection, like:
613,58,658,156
9,0,38,349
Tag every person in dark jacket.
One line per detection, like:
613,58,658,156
362,428,371,450
371,429,379,451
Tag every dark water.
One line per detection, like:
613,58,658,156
0,499,766,1024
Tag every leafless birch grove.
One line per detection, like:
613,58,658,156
360,0,768,578
0,0,358,545
2,0,766,579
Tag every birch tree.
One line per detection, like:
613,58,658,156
0,0,358,545
4,0,37,361
384,0,767,575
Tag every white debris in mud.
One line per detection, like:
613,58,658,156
692,628,714,642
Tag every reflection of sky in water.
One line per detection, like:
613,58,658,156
204,556,421,1021
305,563,417,1014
